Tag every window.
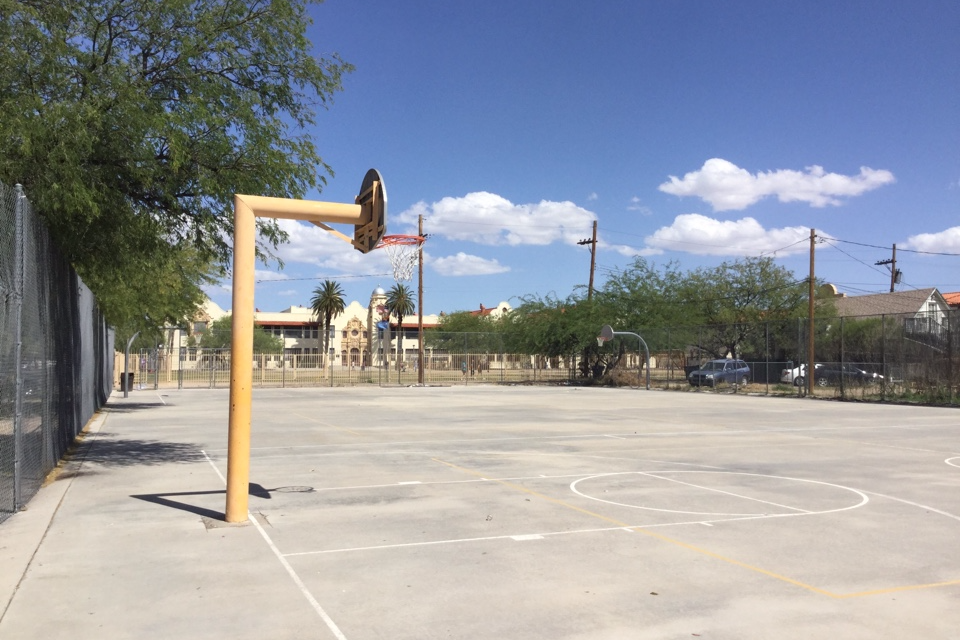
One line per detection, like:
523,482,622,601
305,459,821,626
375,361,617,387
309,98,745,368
193,321,207,333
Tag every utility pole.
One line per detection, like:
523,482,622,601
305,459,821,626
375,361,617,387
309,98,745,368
807,228,816,397
417,214,424,384
875,244,899,293
577,220,598,301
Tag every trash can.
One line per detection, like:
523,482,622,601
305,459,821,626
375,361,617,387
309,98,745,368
121,372,135,391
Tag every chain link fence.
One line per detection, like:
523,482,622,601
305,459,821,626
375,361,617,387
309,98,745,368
123,314,958,404
606,312,958,402
0,183,114,523
130,335,579,390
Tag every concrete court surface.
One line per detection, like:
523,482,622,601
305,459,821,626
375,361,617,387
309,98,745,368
1,385,960,640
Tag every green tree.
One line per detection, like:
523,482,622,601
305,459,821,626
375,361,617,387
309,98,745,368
598,258,693,330
386,283,416,370
505,294,613,377
683,257,809,359
426,310,507,354
0,0,352,333
200,315,283,353
310,280,345,363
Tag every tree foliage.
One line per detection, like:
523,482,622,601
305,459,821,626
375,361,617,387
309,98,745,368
503,294,615,377
594,256,812,360
386,283,416,368
200,315,283,353
425,310,507,353
597,258,692,330
682,257,809,358
0,0,352,334
310,279,345,359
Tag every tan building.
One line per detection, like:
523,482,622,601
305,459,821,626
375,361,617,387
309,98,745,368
191,287,511,369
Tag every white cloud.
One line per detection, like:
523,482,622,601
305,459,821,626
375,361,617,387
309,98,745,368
430,252,510,276
396,192,596,246
658,158,895,211
627,196,653,215
587,192,599,201
902,227,960,253
254,270,290,282
644,213,813,256
612,244,664,257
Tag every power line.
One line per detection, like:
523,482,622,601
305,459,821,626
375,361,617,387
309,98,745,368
818,238,889,278
256,273,390,284
831,237,960,257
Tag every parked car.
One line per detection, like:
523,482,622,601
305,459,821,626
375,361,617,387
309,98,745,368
780,363,821,386
688,359,750,387
816,363,883,386
780,363,882,387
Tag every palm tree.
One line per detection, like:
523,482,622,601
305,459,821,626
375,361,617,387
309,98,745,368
386,283,416,371
309,280,345,364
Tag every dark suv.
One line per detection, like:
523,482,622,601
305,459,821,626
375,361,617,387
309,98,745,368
688,359,750,387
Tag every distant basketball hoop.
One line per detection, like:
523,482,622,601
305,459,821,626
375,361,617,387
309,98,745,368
598,324,614,347
377,234,425,281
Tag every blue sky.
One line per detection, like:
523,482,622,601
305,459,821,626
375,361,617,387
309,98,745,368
211,1,960,315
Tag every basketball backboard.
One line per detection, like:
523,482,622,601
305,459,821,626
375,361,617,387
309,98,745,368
353,168,387,253
600,324,614,341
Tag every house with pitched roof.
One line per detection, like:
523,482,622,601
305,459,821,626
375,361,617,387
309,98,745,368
829,287,950,340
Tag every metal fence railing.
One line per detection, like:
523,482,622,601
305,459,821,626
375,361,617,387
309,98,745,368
0,183,114,523
120,344,579,390
603,313,959,402
116,310,958,404
119,312,959,404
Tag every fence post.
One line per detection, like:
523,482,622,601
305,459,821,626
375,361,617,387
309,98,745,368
12,185,25,511
948,314,954,404
500,334,504,384
765,321,770,395
880,314,886,401
667,329,672,382
839,317,845,398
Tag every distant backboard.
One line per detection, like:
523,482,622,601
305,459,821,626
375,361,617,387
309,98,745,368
353,168,387,253
600,324,614,341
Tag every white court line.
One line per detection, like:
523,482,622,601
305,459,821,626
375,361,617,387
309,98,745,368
946,457,960,469
637,471,811,514
155,393,167,405
570,471,868,517
275,468,729,495
282,510,841,557
862,490,960,523
201,451,348,640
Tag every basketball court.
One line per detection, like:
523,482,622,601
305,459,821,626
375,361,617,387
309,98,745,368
5,385,955,639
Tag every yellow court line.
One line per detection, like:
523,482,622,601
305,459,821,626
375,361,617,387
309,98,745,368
839,579,960,599
292,412,364,437
431,457,960,599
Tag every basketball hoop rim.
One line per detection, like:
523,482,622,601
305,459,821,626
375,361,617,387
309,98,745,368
376,234,425,248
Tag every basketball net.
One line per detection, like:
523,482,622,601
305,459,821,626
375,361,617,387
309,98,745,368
377,235,425,281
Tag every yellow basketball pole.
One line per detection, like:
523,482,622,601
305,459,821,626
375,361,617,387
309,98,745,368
223,172,385,523
225,196,256,522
